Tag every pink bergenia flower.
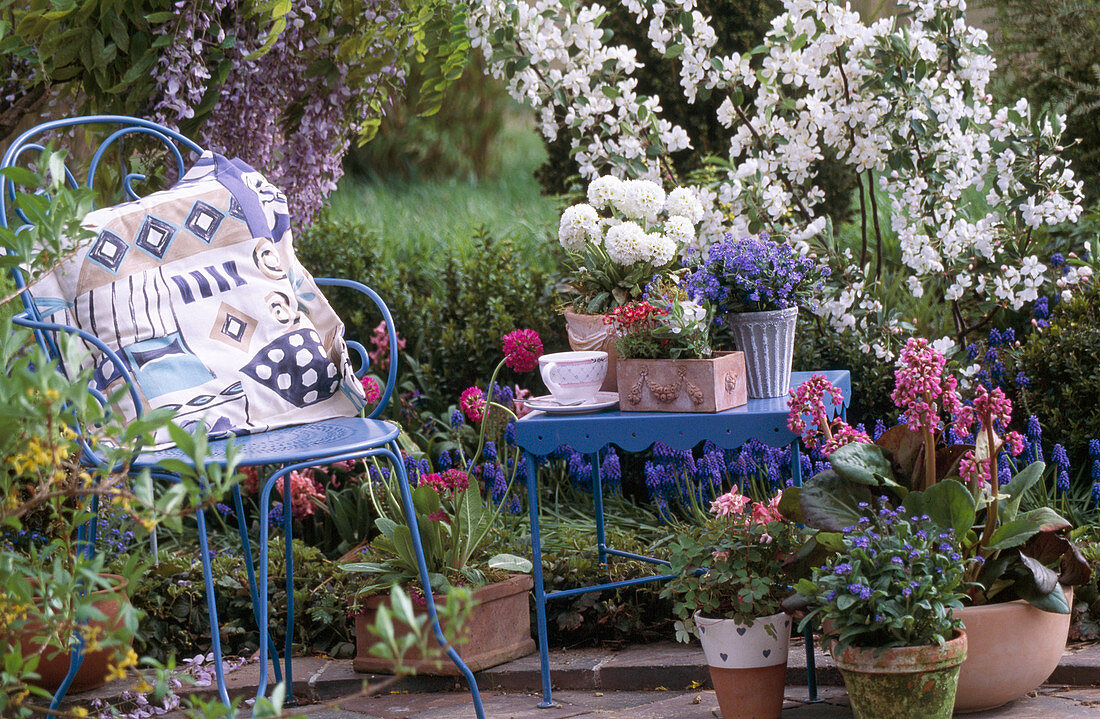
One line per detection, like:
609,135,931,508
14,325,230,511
958,451,989,489
955,385,1025,456
823,422,873,455
891,337,964,435
369,321,406,373
788,374,845,446
360,376,382,404
460,386,486,422
276,469,325,519
710,488,750,517
428,509,449,524
502,329,544,373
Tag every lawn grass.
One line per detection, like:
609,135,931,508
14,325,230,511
327,116,561,269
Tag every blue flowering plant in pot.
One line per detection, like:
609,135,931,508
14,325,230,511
791,502,976,719
684,232,828,398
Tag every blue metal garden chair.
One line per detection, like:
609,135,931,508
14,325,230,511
1,116,486,718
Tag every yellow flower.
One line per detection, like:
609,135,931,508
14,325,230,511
104,662,127,681
133,679,153,693
71,707,89,718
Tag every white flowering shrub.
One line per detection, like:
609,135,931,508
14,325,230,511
559,176,704,312
469,0,1086,359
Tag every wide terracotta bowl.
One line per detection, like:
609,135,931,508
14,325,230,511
953,588,1072,713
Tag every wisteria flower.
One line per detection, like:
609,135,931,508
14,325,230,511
502,329,543,373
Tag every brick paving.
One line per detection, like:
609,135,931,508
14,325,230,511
66,640,1100,717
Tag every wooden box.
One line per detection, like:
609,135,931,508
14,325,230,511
616,351,748,412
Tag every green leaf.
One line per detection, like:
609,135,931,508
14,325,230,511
798,469,874,532
828,442,894,486
922,479,976,538
0,166,40,187
986,519,1040,551
1002,461,1045,521
1017,507,1071,533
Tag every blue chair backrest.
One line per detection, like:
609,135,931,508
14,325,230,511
2,115,205,326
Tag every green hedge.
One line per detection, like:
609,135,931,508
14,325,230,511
297,212,565,406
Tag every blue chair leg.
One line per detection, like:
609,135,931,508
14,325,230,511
589,450,607,566
46,634,86,718
231,483,283,685
196,506,232,705
282,468,296,703
525,450,558,709
384,441,486,719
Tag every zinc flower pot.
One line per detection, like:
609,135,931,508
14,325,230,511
953,588,1073,713
3,574,131,693
563,309,618,392
694,612,790,719
353,574,535,675
832,630,968,719
617,352,748,412
725,307,798,399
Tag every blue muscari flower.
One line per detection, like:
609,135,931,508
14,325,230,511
215,502,234,517
1034,296,1050,320
268,502,284,526
438,450,452,471
998,455,1012,486
988,328,1001,346
873,419,886,440
1001,327,1015,344
493,383,514,407
1092,460,1100,481
1052,444,1070,471
419,458,432,476
966,343,980,360
450,409,464,429
1090,439,1100,462
504,420,517,447
1027,415,1042,441
508,494,522,515
484,441,498,462
1015,372,1031,388
568,451,592,486
985,347,999,364
1093,481,1100,505
601,448,622,491
992,361,1006,381
404,453,419,478
1057,469,1070,493
1051,253,1065,267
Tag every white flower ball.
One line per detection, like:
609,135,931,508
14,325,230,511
644,233,677,266
587,175,625,210
616,179,665,222
663,215,696,246
604,221,647,265
558,203,600,252
665,187,704,224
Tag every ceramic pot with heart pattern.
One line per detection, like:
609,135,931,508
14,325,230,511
694,611,790,719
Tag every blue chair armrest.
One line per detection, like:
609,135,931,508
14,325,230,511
313,277,398,419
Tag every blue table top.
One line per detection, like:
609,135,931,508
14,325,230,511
514,369,850,456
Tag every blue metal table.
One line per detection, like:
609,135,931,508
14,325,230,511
514,369,851,708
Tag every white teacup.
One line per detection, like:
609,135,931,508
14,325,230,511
538,351,608,404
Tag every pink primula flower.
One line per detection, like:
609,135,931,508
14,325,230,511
460,386,486,422
502,329,543,373
360,375,382,404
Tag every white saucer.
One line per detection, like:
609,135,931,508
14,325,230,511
523,391,619,414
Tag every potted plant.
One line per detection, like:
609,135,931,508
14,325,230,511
684,232,828,398
792,504,975,719
607,291,747,412
782,339,1093,711
342,329,542,675
557,177,704,390
660,486,802,719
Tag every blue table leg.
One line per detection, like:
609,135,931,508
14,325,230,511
589,450,607,566
525,450,558,709
789,440,819,702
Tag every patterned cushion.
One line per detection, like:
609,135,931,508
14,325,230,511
31,153,367,445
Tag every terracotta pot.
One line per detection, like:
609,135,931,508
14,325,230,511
3,574,131,693
833,630,967,719
953,587,1073,713
695,612,790,719
563,309,618,392
617,352,747,413
353,574,535,675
